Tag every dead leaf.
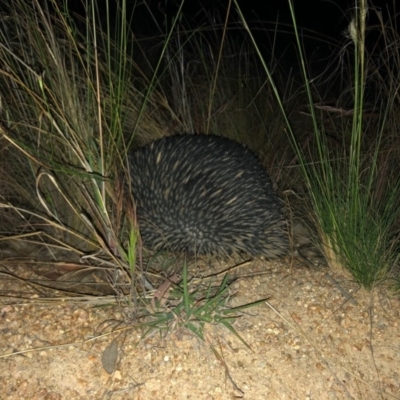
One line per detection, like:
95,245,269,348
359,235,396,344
101,340,118,374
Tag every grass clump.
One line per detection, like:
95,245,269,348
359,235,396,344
296,0,400,290
234,0,400,290
139,263,264,348
0,0,140,294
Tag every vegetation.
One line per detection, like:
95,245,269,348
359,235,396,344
0,0,275,346
235,0,400,290
285,0,400,290
0,0,399,350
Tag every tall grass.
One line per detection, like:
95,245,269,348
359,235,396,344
294,0,400,289
0,0,148,300
235,0,400,289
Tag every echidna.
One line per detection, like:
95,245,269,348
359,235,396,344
128,134,288,259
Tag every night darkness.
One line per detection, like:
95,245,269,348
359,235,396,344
64,0,399,72
72,0,392,81
67,0,398,40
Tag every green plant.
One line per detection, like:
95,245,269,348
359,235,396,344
234,0,400,290
288,0,400,289
0,0,143,297
139,262,264,348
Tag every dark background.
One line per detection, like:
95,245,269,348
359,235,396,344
65,0,397,39
61,0,398,86
113,0,397,71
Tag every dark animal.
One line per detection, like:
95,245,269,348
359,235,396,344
129,134,288,258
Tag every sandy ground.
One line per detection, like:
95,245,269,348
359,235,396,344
0,259,399,400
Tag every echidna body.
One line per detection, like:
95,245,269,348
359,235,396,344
129,134,288,258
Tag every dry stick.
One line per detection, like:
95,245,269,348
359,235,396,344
0,325,132,360
324,272,358,306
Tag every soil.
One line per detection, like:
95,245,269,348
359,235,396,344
1,258,399,400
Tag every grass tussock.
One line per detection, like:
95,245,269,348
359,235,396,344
299,0,400,290
235,0,400,290
0,0,139,289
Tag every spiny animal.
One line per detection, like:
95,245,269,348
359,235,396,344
128,134,288,258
